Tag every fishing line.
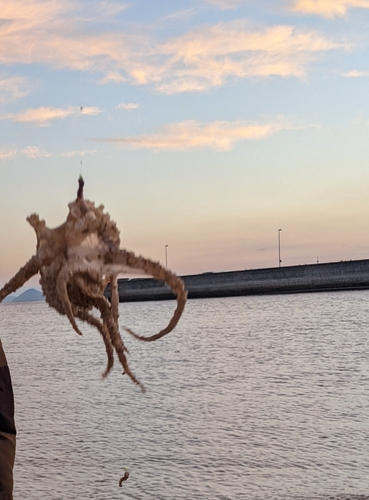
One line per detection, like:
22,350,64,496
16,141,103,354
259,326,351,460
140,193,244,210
78,72,84,178
79,105,84,176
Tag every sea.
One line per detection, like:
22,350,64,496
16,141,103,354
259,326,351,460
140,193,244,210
1,291,369,500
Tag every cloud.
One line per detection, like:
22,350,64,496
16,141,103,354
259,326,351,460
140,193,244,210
60,150,84,157
80,106,102,116
0,145,51,159
0,147,17,160
21,146,52,158
160,9,197,21
99,72,127,84
97,1,130,17
116,102,139,110
343,69,369,77
290,0,369,18
0,0,146,74
60,149,96,157
0,2,345,93
152,22,343,93
95,118,301,151
0,145,97,159
2,105,102,126
0,76,31,103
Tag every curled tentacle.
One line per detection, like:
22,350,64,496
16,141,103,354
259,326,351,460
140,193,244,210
92,294,146,393
72,273,117,377
0,255,41,303
75,308,114,377
114,250,187,342
56,265,83,336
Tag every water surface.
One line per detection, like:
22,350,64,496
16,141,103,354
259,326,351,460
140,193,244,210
1,291,369,499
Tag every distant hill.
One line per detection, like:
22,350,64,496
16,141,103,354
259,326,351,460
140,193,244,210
2,294,17,304
12,289,45,303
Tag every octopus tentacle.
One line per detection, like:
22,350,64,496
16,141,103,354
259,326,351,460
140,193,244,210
109,275,119,325
0,255,41,303
74,275,130,372
56,265,83,336
73,273,104,302
92,294,145,393
72,273,118,374
75,308,114,378
114,250,187,342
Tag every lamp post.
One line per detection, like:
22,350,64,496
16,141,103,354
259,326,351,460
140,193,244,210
278,229,282,267
165,245,168,268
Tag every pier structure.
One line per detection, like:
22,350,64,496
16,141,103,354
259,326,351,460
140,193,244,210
105,259,369,302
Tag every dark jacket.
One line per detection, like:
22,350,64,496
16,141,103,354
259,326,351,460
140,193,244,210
0,340,16,500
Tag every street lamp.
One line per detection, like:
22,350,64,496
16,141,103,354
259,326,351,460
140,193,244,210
278,229,282,267
165,245,168,268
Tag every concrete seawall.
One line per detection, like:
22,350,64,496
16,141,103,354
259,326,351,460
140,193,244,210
105,259,369,302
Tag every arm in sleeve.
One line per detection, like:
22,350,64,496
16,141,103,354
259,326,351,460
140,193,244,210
0,340,16,500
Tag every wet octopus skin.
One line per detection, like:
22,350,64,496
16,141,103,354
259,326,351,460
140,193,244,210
0,179,188,392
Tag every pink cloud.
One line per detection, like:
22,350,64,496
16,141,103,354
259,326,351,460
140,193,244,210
2,106,101,126
290,0,369,18
0,2,345,93
96,118,305,151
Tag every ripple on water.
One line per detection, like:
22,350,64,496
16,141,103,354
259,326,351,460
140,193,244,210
0,292,369,499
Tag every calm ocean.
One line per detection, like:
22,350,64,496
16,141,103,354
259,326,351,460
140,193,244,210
1,292,369,500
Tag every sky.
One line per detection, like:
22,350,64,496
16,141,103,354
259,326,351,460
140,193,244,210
1,0,369,289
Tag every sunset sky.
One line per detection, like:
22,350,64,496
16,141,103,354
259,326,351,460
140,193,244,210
1,0,369,289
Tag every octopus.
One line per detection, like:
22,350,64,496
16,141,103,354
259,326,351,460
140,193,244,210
0,177,187,392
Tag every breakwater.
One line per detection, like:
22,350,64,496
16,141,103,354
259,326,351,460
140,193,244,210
105,259,369,302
